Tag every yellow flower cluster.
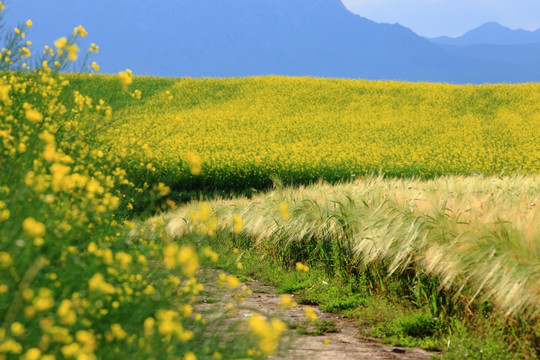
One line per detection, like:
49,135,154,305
303,307,318,321
163,243,199,276
54,37,78,61
280,294,298,309
188,203,218,236
1,7,278,359
217,272,240,289
232,213,243,233
295,262,309,272
247,314,286,355
118,69,133,91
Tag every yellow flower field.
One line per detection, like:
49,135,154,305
73,76,540,190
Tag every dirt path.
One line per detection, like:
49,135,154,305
196,268,438,360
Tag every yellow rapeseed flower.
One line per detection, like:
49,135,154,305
25,109,43,123
203,247,218,262
21,47,31,57
26,19,33,27
118,69,133,91
89,43,99,53
22,348,41,360
186,152,202,175
111,324,127,340
143,317,155,337
66,43,79,61
22,217,46,237
54,37,67,49
91,61,100,71
248,314,286,355
280,294,297,309
280,202,291,220
233,214,243,233
10,322,25,337
73,25,88,37
303,306,318,321
295,262,309,272
0,251,13,269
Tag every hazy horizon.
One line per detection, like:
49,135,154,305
342,0,540,37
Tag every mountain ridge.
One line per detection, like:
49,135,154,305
4,0,540,83
431,22,540,46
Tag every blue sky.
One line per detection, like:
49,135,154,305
342,0,540,37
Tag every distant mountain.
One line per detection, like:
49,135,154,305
4,0,540,83
431,22,540,46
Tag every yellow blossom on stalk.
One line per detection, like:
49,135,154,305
14,27,20,34
237,262,243,270
184,352,197,360
0,84,10,102
26,19,33,27
0,209,9,222
118,69,133,90
177,245,199,276
76,330,96,351
233,214,243,233
163,243,199,276
0,251,13,269
73,25,88,37
248,314,286,355
42,60,50,72
54,37,67,49
91,61,100,71
143,317,155,337
21,47,31,57
57,299,76,325
89,43,99,53
186,151,202,175
66,43,79,61
88,273,116,294
0,284,8,294
303,306,318,321
22,348,41,360
33,288,54,311
280,294,297,309
296,262,309,272
10,322,25,337
218,273,240,289
279,202,291,220
131,89,142,99
23,217,46,237
203,247,218,262
25,109,43,123
111,324,127,340
0,2,4,11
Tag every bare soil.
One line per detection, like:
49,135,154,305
196,268,438,360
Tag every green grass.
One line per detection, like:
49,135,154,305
180,229,537,359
